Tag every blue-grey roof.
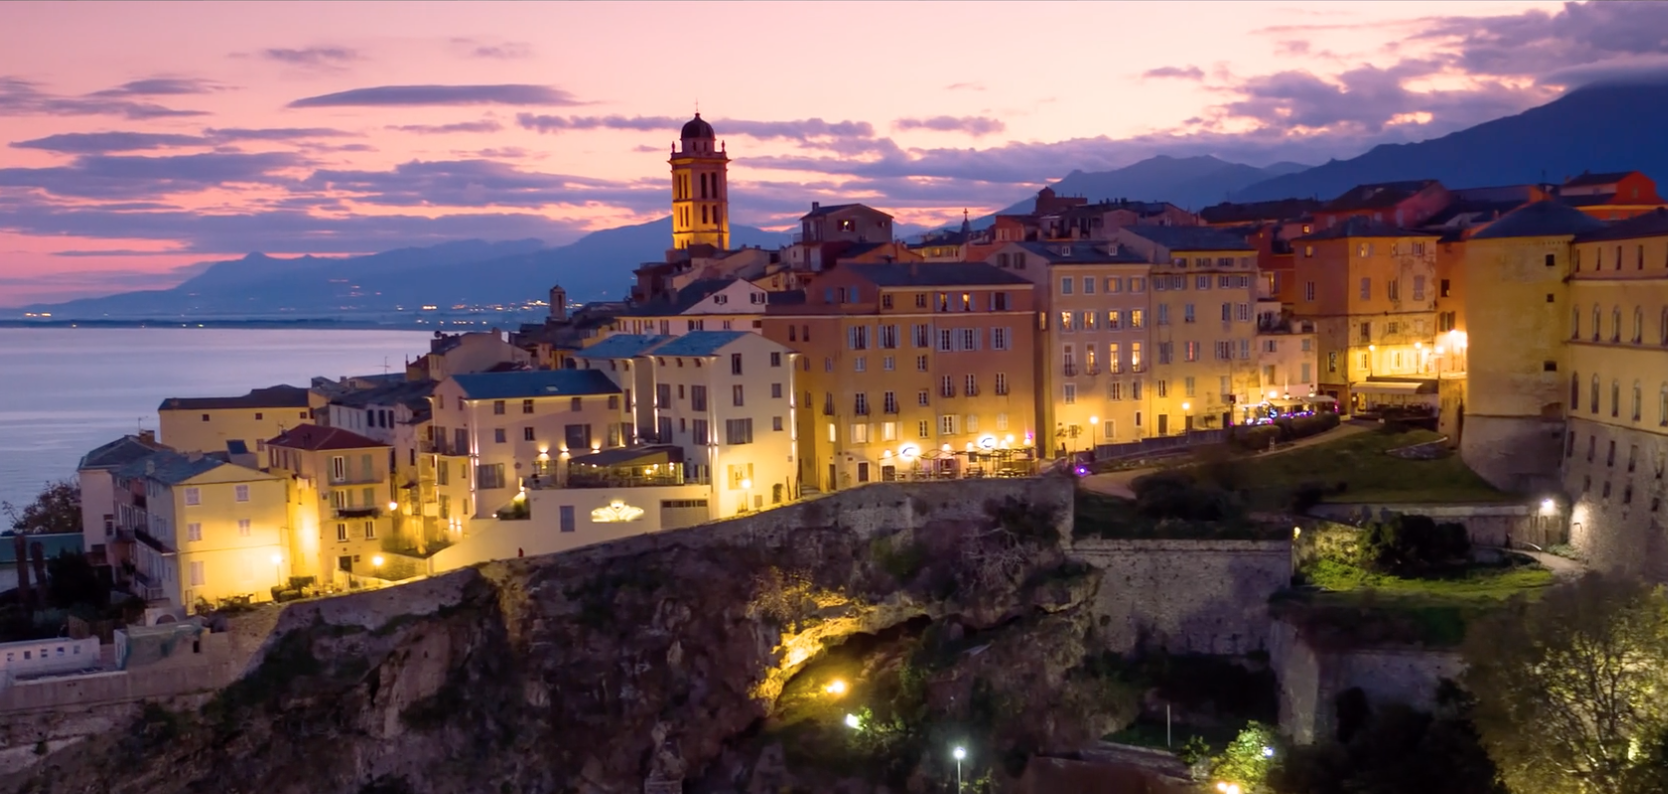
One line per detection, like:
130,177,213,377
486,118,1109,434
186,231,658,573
1296,217,1434,241
1119,225,1254,252
1011,241,1147,264
846,262,1032,287
450,369,620,400
1470,200,1608,240
0,533,84,564
647,330,751,357
113,451,235,485
575,334,672,359
1574,207,1668,242
78,435,169,471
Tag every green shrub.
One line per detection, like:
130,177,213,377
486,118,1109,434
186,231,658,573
1360,515,1471,575
1130,470,1242,522
1235,425,1281,452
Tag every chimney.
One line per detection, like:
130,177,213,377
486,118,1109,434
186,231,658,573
187,451,203,462
139,429,156,445
810,201,820,211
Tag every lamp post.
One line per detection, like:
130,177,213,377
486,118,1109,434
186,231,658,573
1088,415,1099,457
952,746,966,792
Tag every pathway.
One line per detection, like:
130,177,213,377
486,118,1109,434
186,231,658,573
1510,548,1587,580
1078,422,1371,499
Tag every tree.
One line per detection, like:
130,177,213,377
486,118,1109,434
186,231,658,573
1213,721,1279,791
3,479,81,535
1463,574,1668,794
46,550,109,611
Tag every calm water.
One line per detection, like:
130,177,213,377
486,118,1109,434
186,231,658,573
0,327,432,511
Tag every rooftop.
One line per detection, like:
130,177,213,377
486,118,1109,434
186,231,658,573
1297,217,1436,241
449,369,620,401
1118,225,1254,252
113,451,272,485
1198,198,1322,225
575,334,673,359
267,423,389,452
1009,241,1147,265
649,330,753,357
78,434,170,471
1323,179,1441,212
1574,207,1668,242
621,278,740,317
1564,170,1636,188
330,379,436,410
846,262,1032,288
1469,200,1609,240
158,384,310,412
801,202,891,220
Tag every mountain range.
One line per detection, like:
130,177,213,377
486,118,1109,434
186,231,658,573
19,219,786,318
19,80,1668,320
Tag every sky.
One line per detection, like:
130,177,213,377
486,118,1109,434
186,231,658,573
3,0,1668,306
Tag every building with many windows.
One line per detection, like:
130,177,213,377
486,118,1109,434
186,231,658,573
1115,225,1262,435
1291,218,1443,413
110,451,288,609
429,370,628,518
762,262,1039,491
985,241,1152,452
265,424,397,585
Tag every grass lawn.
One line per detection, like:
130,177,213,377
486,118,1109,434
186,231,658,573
1236,428,1512,506
1278,557,1555,647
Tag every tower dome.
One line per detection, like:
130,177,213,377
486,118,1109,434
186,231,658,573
681,113,715,139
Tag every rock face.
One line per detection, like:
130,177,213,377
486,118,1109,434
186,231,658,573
8,477,1135,794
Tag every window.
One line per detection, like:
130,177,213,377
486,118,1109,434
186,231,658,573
234,484,249,502
1184,304,1195,323
1130,309,1145,329
190,561,205,587
938,329,954,352
1059,311,1075,333
1440,278,1451,298
731,353,744,375
941,376,956,398
570,396,584,412
1412,276,1425,301
854,393,869,415
848,326,869,350
959,328,979,350
1634,383,1643,421
363,521,376,540
1184,377,1196,397
1064,385,1078,406
336,522,349,542
1108,342,1121,374
522,399,534,414
917,355,929,372
238,519,251,537
493,400,506,415
994,373,1009,395
1083,276,1096,294
879,325,899,349
524,427,536,441
770,352,782,367
1635,307,1645,344
477,463,507,489
991,327,1010,350
559,505,575,533
1130,342,1143,371
186,522,202,542
732,384,745,406
1591,375,1600,414
884,391,898,414
1060,277,1074,295
1388,279,1400,301
849,423,869,444
939,415,957,435
1305,281,1316,301
494,428,507,444
1571,373,1581,408
184,487,201,506
918,389,930,406
691,385,707,411
913,324,930,348
1157,304,1170,325
725,418,754,445
1359,277,1371,300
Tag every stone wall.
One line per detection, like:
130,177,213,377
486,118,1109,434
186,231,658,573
1563,416,1668,581
1307,501,1562,548
1071,538,1292,655
1271,620,1464,745
1458,413,1564,494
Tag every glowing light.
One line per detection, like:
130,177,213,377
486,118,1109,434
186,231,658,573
740,479,752,490
1541,498,1557,514
899,444,920,460
1089,415,1099,425
270,554,282,565
1262,746,1275,758
591,500,646,523
1293,526,1302,538
977,435,997,451
941,443,952,453
371,556,385,568
844,713,862,729
387,501,400,511
1269,390,1279,398
1182,402,1191,411
953,746,966,761
824,679,847,695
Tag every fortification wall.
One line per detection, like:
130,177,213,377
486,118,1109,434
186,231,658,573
1271,620,1464,744
1071,538,1292,655
1308,501,1559,548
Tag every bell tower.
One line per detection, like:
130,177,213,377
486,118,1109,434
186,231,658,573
669,112,730,251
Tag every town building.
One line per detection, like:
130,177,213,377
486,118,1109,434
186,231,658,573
1255,314,1320,403
1290,219,1443,413
157,385,322,455
429,369,628,519
984,241,1152,451
576,330,799,517
406,330,534,381
75,432,170,567
110,451,288,609
761,262,1040,491
265,425,397,585
1113,225,1262,435
1312,180,1452,229
1458,201,1607,492
1558,171,1667,221
1558,208,1668,578
613,278,769,336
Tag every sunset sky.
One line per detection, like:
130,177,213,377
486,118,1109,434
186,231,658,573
2,0,1666,306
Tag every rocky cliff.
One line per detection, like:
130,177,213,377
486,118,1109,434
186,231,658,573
8,477,1138,794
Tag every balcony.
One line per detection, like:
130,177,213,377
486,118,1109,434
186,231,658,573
328,474,383,486
1062,363,1077,377
420,440,469,456
532,444,704,490
335,506,382,519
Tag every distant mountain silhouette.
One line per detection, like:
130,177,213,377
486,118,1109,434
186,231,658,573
1233,81,1668,201
24,219,786,318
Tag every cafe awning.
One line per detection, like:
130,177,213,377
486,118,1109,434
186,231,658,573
1352,381,1434,396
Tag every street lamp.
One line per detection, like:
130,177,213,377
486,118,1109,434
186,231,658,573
952,746,966,792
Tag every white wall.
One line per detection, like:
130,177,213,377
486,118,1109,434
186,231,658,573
429,484,711,572
0,637,100,679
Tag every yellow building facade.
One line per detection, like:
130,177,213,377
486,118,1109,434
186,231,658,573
266,425,398,584
1560,209,1668,579
158,385,323,455
669,113,730,251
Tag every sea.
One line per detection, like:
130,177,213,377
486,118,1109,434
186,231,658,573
0,327,434,513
